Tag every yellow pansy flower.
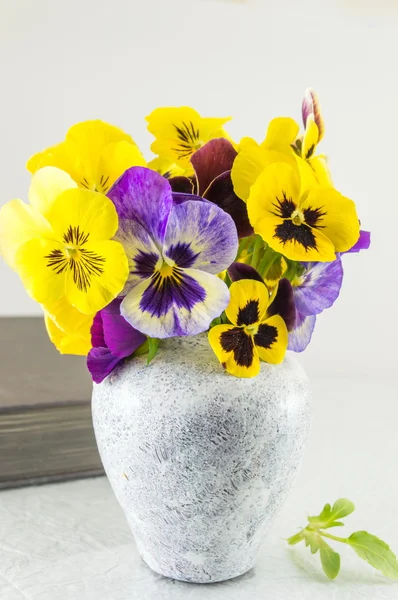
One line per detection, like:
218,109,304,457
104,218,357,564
247,162,360,262
27,120,146,193
43,295,94,356
209,279,288,378
146,106,231,171
0,167,128,315
147,156,185,178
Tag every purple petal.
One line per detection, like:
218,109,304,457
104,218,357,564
302,88,324,140
302,88,314,128
288,312,316,352
163,200,238,275
293,258,343,316
108,167,172,246
91,312,105,347
268,279,296,331
191,138,237,196
228,262,264,284
87,347,122,384
169,176,196,195
204,172,254,238
345,230,371,253
101,298,146,358
121,268,230,338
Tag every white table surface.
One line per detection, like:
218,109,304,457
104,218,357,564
0,376,397,600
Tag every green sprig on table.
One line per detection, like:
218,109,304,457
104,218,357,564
287,499,398,580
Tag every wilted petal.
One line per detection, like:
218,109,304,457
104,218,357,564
228,262,264,283
163,200,238,275
346,230,371,253
267,278,296,331
204,172,253,238
108,166,173,246
87,347,122,384
191,138,237,196
293,258,343,316
101,298,146,358
288,312,316,352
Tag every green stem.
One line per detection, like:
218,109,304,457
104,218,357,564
287,530,306,545
258,247,277,279
236,236,251,261
317,530,348,544
251,235,263,269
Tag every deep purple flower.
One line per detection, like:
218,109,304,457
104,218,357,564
87,298,146,383
169,138,253,238
346,230,371,253
288,258,344,352
108,167,238,339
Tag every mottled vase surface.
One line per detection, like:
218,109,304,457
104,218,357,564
92,335,311,583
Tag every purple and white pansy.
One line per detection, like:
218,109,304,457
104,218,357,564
107,167,239,339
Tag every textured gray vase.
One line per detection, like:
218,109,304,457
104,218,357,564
92,334,311,583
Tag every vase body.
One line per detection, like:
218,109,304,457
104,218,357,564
92,335,311,583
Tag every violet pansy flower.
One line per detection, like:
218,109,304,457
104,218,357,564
288,258,344,352
108,167,239,338
87,298,146,383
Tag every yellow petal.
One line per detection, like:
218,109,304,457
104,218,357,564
247,161,301,229
307,155,333,186
232,137,296,202
300,188,360,253
146,106,231,168
65,239,128,314
0,199,52,270
46,188,119,242
261,117,300,153
98,141,146,191
225,279,269,326
208,324,260,378
44,312,92,356
28,166,77,216
147,156,185,177
255,315,288,364
301,116,319,160
26,140,81,183
44,295,94,336
14,238,65,304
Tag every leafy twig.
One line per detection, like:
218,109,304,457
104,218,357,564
287,499,398,580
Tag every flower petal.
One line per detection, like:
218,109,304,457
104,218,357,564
191,138,237,196
288,312,316,352
28,166,77,216
293,258,343,316
91,311,105,347
98,141,146,191
302,88,324,141
47,188,119,242
108,167,173,246
44,295,95,336
300,187,360,253
169,176,196,194
100,298,146,358
0,199,52,270
228,262,265,284
255,314,288,364
64,239,128,315
345,230,371,253
267,278,296,330
163,200,238,274
172,192,205,205
121,268,230,338
204,172,253,238
261,117,300,153
301,117,319,159
208,324,260,378
226,279,269,326
87,347,122,384
44,312,91,356
14,238,65,304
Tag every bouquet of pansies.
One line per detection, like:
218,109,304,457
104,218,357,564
0,90,369,382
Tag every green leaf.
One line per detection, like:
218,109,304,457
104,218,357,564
133,340,149,357
147,338,159,365
308,498,355,529
319,541,341,580
303,529,322,554
287,531,304,546
348,531,398,579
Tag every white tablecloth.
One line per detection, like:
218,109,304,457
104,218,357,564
0,377,397,599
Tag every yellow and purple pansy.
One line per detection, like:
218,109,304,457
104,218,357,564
208,277,290,378
108,167,239,338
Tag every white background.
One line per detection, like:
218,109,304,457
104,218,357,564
0,0,396,379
